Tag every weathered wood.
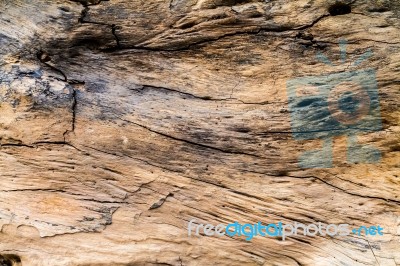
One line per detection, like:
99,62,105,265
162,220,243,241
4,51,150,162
0,0,399,265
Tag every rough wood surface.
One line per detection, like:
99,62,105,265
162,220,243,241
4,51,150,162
0,0,399,265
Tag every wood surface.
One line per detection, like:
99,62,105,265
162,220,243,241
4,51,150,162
0,0,399,265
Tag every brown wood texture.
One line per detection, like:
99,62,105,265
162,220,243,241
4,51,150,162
0,0,399,265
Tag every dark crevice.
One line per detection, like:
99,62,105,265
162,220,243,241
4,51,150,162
78,6,89,23
80,198,124,204
77,21,121,47
111,24,121,47
0,143,35,149
71,0,109,7
328,3,352,16
63,87,78,140
0,254,21,266
149,192,174,210
76,1,120,48
37,51,51,62
85,0,109,6
218,0,254,7
37,51,68,82
281,254,304,266
71,89,77,132
294,14,330,30
34,54,80,139
368,6,390,13
88,23,120,48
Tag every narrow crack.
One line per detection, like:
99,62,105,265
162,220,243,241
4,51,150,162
133,84,285,105
0,188,65,193
37,53,68,82
62,87,78,140
366,239,381,265
149,192,174,210
111,24,121,47
0,143,34,149
80,198,124,204
37,50,79,139
76,1,121,48
294,14,330,31
308,174,400,205
117,116,265,159
78,5,89,23
71,88,77,132
134,84,229,101
0,141,84,152
79,17,121,48
71,0,109,7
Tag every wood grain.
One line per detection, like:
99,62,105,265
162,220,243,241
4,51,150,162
0,0,399,265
